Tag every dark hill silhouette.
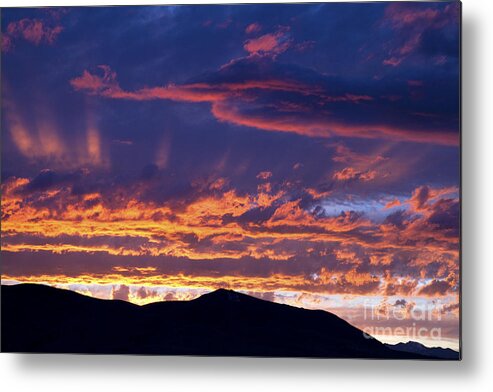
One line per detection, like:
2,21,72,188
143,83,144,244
1,284,444,358
386,341,460,359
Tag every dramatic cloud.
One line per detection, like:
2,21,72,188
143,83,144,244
245,23,262,34
69,58,458,146
2,171,459,302
381,2,459,67
243,26,291,57
333,167,377,182
1,11,65,52
7,19,62,45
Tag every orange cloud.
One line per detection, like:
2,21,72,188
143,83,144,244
243,27,291,56
2,15,64,53
256,171,272,180
70,65,458,146
211,100,458,146
385,199,401,209
306,188,332,200
245,23,262,34
382,3,459,66
333,167,377,182
7,18,62,45
407,185,458,213
2,176,458,257
2,174,459,305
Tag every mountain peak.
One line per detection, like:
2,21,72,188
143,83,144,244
197,288,249,303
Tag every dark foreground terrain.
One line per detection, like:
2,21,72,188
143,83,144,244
1,284,457,358
386,341,460,360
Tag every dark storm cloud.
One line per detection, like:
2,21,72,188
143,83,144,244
69,55,459,146
394,299,407,308
418,279,456,297
427,198,460,236
19,169,86,193
384,210,409,230
380,2,459,67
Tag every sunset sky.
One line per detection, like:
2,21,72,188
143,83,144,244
1,2,460,350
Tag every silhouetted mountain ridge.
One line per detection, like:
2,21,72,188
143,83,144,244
1,284,451,358
385,341,459,359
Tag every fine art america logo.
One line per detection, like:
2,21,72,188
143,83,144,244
362,300,443,342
